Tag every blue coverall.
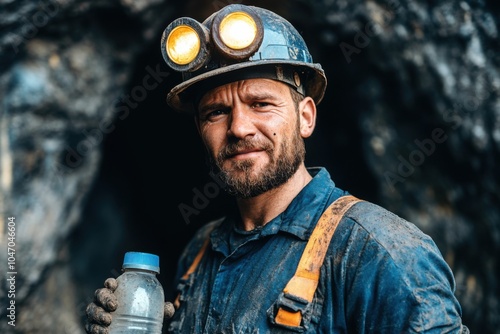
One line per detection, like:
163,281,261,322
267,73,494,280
168,167,467,333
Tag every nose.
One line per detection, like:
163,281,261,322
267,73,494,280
227,104,256,139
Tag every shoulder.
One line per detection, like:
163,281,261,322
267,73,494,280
190,218,224,244
343,200,438,255
181,218,223,257
175,217,224,280
335,199,456,292
333,199,455,288
327,200,463,332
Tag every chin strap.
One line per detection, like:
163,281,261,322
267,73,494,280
274,195,362,328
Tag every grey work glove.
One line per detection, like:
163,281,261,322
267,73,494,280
85,278,175,334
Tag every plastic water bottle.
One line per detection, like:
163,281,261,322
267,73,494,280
109,251,164,334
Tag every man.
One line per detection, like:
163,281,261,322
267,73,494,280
86,4,468,333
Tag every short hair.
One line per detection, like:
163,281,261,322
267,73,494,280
289,86,305,111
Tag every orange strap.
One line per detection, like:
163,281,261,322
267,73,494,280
174,236,211,309
274,195,362,328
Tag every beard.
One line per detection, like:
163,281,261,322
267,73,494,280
208,122,306,199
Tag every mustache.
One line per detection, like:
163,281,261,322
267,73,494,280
218,138,273,160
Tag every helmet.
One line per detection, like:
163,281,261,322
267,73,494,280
161,4,327,114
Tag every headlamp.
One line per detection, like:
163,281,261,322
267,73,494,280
161,5,264,73
212,5,263,59
219,12,257,50
167,25,200,65
161,17,210,72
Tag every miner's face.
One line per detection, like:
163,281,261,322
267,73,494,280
196,78,314,198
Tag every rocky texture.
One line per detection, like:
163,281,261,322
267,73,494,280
0,0,173,332
0,0,498,333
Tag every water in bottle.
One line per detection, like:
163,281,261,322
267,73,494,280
109,251,164,334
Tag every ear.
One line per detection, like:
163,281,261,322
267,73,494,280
298,96,316,138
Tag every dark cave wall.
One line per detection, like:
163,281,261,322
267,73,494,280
0,0,499,333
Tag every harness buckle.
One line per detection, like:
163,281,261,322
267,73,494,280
269,292,310,332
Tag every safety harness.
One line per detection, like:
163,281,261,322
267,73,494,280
174,195,362,328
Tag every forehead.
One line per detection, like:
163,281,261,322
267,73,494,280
198,78,290,104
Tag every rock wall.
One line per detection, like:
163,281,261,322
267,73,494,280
0,0,498,333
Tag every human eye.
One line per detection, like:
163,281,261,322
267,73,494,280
200,108,229,122
251,101,271,109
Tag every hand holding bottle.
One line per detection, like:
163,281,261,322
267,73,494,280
85,252,175,334
85,278,118,333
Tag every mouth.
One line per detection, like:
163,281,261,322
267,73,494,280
227,149,264,160
220,139,273,163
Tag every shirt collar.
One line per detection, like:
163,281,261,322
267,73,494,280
211,167,342,253
265,167,338,240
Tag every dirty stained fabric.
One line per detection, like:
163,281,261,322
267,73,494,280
168,167,467,333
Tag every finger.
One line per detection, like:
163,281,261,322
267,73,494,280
86,303,112,326
104,278,118,292
94,288,118,311
164,302,175,319
85,322,110,334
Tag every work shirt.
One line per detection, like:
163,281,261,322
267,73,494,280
168,167,467,333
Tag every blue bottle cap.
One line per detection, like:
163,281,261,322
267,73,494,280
122,252,160,273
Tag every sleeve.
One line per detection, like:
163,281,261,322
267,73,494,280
343,202,466,333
